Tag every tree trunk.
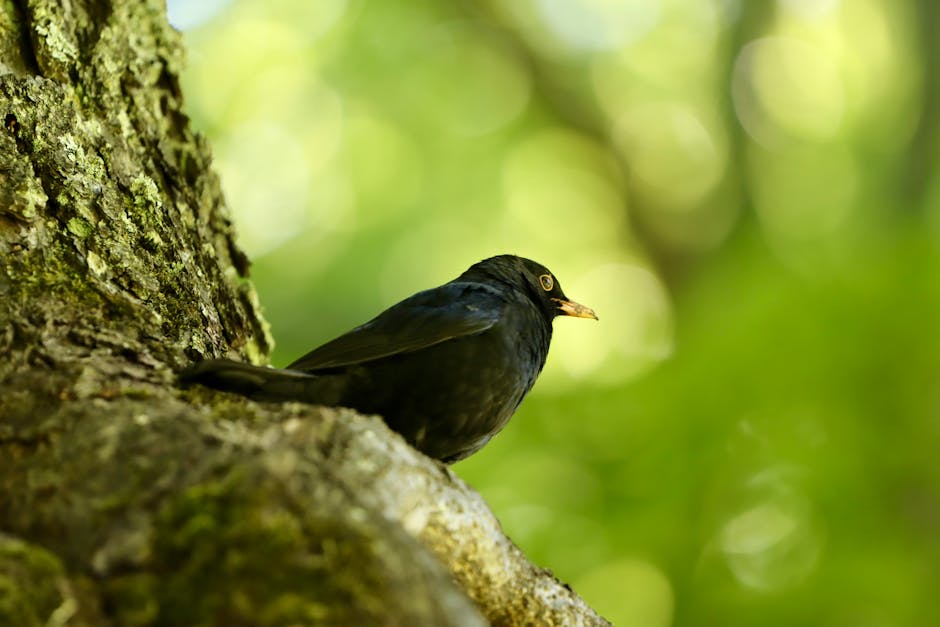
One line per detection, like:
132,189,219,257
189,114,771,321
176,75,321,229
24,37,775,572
0,2,610,625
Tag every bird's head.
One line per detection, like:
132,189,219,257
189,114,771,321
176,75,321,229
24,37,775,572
467,255,598,323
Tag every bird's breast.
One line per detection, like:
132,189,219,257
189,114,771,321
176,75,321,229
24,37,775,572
337,303,552,462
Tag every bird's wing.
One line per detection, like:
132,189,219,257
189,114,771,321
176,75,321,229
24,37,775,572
287,282,504,372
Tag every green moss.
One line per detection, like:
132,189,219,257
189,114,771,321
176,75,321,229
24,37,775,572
241,283,274,361
0,534,74,627
0,0,30,76
67,216,92,238
85,250,107,276
144,230,164,247
18,186,45,219
130,174,163,215
31,15,78,77
141,469,398,626
244,335,267,366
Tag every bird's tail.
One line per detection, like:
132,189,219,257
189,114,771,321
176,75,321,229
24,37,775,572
179,359,321,402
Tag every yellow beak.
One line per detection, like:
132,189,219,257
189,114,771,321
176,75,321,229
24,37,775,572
552,298,598,320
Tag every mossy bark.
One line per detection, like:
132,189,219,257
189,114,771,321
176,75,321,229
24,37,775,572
0,1,609,625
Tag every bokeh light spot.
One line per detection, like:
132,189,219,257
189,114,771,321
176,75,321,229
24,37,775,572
733,36,844,146
546,262,673,387
535,0,662,52
215,123,311,256
720,491,822,591
184,18,307,125
502,128,624,251
613,102,726,211
167,0,232,30
589,2,721,104
254,0,349,43
296,84,346,173
780,0,841,22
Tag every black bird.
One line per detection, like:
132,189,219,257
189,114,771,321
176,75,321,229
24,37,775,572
181,255,597,463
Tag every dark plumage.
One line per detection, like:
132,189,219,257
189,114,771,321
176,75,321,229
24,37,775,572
181,255,597,462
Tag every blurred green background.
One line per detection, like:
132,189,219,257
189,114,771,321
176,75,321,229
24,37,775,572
168,0,940,624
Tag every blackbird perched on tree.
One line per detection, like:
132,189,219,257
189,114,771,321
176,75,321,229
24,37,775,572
181,255,597,462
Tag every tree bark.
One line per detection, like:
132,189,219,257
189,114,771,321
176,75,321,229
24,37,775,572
0,1,610,625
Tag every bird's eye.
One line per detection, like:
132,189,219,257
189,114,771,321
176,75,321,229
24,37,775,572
539,274,554,291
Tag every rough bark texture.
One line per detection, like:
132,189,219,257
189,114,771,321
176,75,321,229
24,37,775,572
0,1,610,625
